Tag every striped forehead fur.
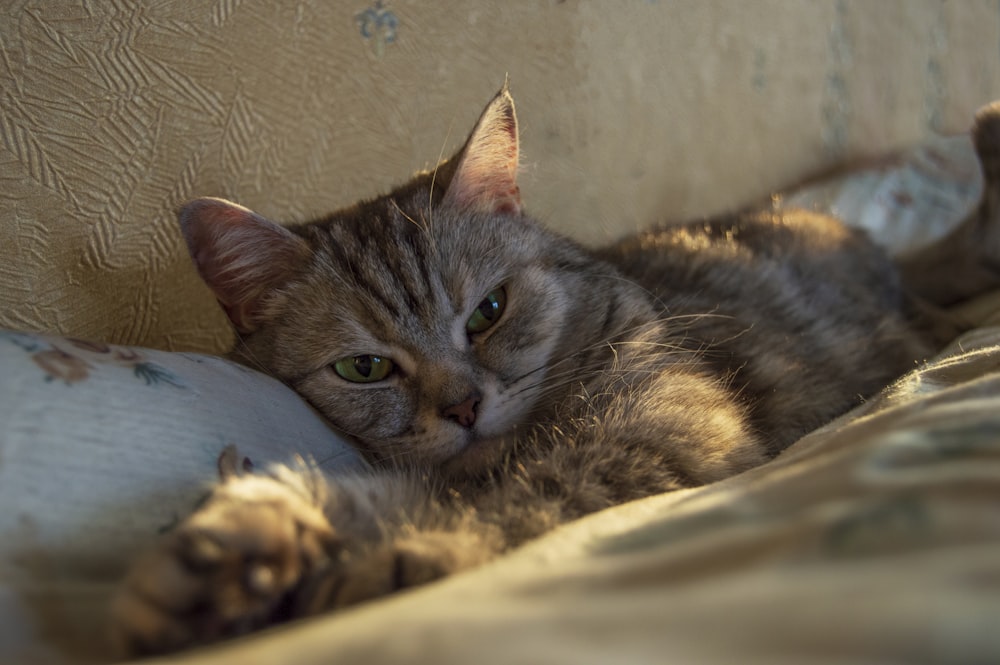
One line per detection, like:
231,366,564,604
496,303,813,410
297,192,538,338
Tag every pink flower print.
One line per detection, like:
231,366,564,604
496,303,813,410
32,348,91,384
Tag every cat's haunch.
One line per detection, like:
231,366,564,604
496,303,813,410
111,84,1000,656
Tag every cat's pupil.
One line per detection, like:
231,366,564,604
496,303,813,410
478,295,500,321
354,355,375,377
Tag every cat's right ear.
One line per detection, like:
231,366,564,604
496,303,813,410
178,197,310,333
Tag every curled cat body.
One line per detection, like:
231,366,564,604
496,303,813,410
111,86,1000,655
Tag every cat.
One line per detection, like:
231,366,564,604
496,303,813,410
110,85,1000,656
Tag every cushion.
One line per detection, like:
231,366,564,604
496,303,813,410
0,332,364,664
3,302,1000,665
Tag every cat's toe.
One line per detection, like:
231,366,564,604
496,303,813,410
110,474,336,657
109,537,226,656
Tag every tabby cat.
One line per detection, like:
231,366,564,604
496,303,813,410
111,85,1000,655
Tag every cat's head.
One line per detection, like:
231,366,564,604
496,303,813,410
179,86,606,474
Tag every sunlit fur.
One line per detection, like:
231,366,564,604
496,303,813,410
111,91,1000,657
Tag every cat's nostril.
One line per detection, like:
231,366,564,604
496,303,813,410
441,391,481,428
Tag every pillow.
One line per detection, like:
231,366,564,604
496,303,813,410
0,330,365,665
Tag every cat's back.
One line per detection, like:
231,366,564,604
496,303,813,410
595,209,933,452
599,209,895,303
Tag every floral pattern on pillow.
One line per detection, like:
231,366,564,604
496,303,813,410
0,331,184,387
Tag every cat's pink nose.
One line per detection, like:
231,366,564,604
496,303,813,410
442,391,481,428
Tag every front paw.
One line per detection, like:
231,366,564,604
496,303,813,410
110,472,335,657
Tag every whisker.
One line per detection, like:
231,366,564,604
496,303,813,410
391,198,428,233
505,310,719,387
428,117,458,227
230,329,269,374
504,306,746,404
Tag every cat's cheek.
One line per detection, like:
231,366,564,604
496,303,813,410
483,277,568,380
293,372,414,440
474,379,538,440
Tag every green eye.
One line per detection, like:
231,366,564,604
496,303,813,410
466,287,507,334
333,355,394,383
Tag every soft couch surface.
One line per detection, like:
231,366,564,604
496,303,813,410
3,298,1000,665
153,308,1000,665
4,1,1000,351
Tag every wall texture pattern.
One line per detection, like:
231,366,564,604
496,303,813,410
3,0,1000,353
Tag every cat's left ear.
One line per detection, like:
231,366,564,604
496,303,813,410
178,197,311,333
442,83,521,215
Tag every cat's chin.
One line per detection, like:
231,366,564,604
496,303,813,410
440,434,512,478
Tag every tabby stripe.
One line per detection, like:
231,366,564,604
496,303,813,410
403,229,437,315
325,235,402,320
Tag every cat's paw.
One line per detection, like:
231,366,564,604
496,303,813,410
110,471,335,657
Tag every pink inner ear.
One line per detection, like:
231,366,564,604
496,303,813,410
444,87,522,214
179,197,309,332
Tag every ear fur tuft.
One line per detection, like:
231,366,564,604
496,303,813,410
179,197,310,332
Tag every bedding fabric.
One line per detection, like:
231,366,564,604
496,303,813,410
1,298,999,665
138,296,1000,665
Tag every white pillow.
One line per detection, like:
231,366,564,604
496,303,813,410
0,330,365,664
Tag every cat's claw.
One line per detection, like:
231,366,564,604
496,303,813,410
109,473,336,657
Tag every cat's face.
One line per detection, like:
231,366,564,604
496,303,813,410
264,200,583,470
179,86,597,473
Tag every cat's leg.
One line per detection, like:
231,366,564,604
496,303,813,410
109,464,497,657
897,100,1000,307
295,511,498,613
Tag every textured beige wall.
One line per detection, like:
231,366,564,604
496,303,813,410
3,0,1000,353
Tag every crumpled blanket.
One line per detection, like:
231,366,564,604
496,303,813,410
134,293,1000,665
